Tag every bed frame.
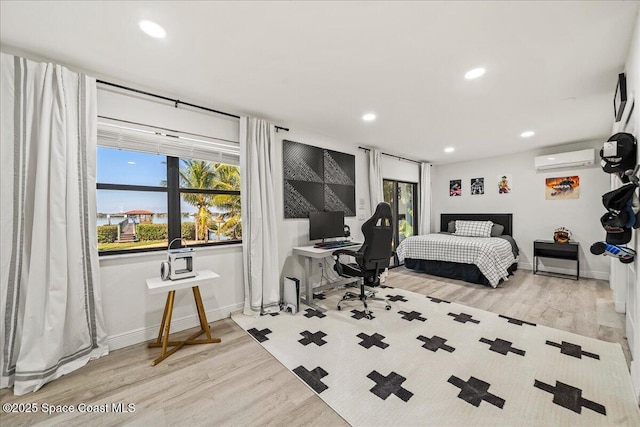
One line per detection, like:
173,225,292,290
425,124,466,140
404,213,516,286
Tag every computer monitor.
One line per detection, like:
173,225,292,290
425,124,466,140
309,211,345,241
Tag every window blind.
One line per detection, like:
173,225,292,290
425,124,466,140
97,119,240,166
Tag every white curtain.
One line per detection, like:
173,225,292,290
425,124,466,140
419,162,432,235
368,148,384,210
0,53,108,395
239,117,280,315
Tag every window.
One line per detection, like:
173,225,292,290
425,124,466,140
383,179,418,266
96,121,241,254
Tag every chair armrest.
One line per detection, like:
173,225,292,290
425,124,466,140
332,248,359,258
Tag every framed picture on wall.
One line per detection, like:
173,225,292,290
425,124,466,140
498,174,512,194
614,73,627,123
449,179,462,196
545,176,580,200
470,177,484,195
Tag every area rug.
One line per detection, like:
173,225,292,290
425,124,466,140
232,287,640,426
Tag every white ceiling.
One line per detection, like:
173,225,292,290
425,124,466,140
1,1,638,164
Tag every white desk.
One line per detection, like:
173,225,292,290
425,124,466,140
292,243,361,312
145,269,221,366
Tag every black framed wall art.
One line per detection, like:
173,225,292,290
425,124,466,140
614,73,627,123
283,139,356,218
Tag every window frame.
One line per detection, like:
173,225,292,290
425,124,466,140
383,178,419,267
97,154,241,256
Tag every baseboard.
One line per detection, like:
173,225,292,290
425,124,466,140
107,302,244,351
517,262,608,281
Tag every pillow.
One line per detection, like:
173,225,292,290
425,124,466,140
490,223,505,237
454,220,493,237
447,220,456,233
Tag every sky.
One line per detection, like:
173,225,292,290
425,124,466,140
97,147,199,215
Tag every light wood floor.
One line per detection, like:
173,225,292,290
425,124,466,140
0,269,629,426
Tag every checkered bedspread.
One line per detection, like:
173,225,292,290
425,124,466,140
396,234,516,287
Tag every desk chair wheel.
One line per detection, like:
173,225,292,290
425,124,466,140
385,305,391,310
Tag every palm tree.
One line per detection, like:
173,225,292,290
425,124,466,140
179,160,216,241
210,164,241,240
179,160,242,242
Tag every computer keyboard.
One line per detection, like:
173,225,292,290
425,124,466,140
314,240,360,249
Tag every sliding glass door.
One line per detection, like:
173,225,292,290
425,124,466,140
383,179,418,267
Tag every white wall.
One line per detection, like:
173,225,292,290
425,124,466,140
381,155,420,183
432,139,611,280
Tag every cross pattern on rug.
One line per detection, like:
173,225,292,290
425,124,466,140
357,332,389,349
448,312,480,324
546,340,600,360
427,296,451,304
304,308,326,318
298,330,327,346
398,310,426,322
247,327,272,343
480,337,526,356
534,380,607,415
386,294,408,302
232,287,639,426
293,365,329,394
499,314,537,327
448,375,505,409
367,371,414,402
351,309,375,320
417,335,455,353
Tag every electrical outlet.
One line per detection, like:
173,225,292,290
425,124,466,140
318,261,323,268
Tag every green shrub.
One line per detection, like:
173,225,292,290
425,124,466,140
97,225,117,243
136,223,168,241
181,222,195,240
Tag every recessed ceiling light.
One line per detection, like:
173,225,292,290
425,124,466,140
520,130,535,138
444,147,455,153
139,20,166,38
464,67,486,80
128,161,136,165
362,113,376,122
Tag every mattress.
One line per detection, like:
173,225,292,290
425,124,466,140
396,233,517,287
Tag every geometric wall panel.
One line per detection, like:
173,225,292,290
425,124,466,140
283,140,356,218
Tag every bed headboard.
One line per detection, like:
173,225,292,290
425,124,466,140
440,213,513,236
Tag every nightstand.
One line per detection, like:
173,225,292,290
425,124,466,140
533,240,579,280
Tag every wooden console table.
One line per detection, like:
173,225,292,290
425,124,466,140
146,269,221,366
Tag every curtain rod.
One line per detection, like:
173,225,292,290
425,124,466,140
358,146,422,165
96,79,290,132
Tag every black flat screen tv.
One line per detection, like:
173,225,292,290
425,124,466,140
309,211,345,241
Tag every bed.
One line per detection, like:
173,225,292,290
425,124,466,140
396,213,519,287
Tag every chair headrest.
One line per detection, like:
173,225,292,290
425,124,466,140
372,202,392,219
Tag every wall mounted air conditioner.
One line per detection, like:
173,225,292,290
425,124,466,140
534,148,595,171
